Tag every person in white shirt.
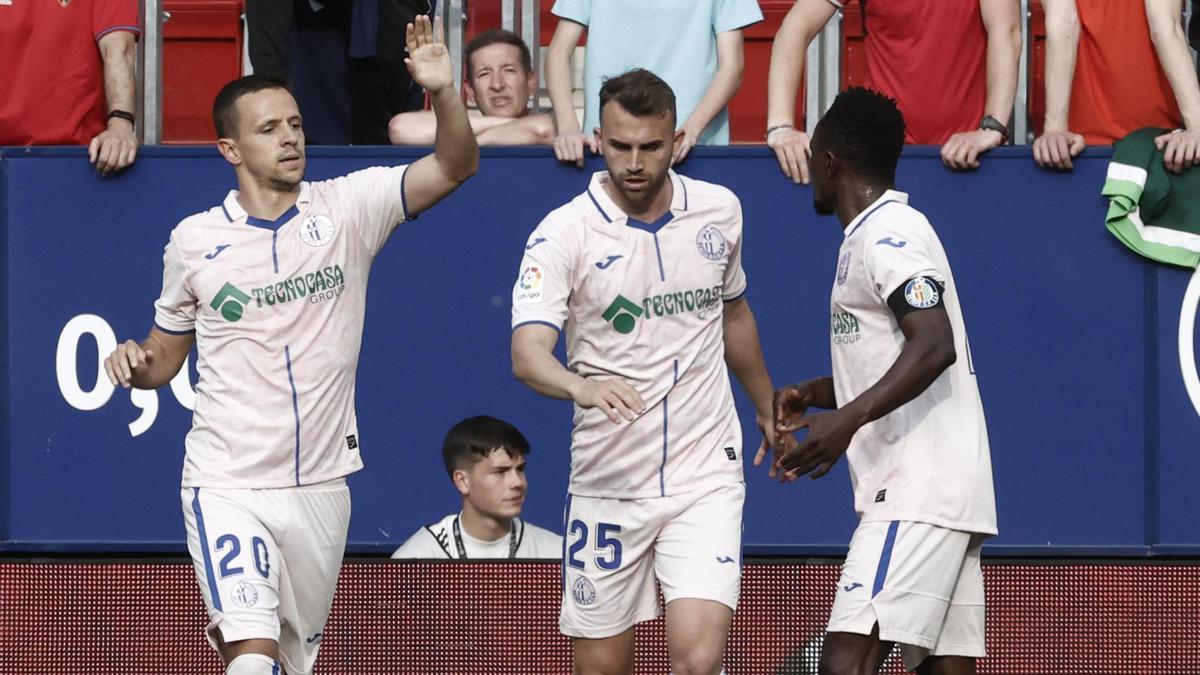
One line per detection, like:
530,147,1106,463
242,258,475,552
391,416,561,559
766,87,997,675
101,17,477,675
512,69,786,675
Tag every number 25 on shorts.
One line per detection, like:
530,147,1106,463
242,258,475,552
566,520,622,571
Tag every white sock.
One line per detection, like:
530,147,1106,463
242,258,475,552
226,653,279,675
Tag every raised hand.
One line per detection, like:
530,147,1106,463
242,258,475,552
404,15,452,95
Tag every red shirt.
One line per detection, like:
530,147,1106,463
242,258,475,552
1070,0,1182,146
858,0,988,144
0,0,139,146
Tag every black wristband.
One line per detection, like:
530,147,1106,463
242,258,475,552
107,110,135,127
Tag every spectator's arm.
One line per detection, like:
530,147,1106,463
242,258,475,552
1033,0,1085,169
387,110,519,145
765,0,838,184
476,114,557,146
673,29,746,164
91,30,138,175
1146,0,1200,172
941,0,1021,170
546,19,594,165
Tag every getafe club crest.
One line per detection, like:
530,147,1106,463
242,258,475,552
571,576,597,606
837,251,852,285
696,224,727,261
300,214,336,247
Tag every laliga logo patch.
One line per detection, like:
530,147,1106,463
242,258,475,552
696,225,727,261
572,576,597,606
904,277,939,309
232,581,259,608
300,214,336,247
514,266,544,305
837,251,852,286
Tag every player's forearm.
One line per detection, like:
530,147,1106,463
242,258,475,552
766,3,824,127
511,342,586,401
129,334,187,389
791,376,838,409
99,32,137,118
838,326,955,428
430,86,480,182
982,0,1022,126
476,115,556,146
682,34,744,137
722,300,774,417
1041,0,1080,132
1146,0,1200,129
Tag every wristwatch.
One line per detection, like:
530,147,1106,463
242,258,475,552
979,115,1009,142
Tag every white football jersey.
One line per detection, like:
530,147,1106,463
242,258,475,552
830,190,997,535
512,170,747,499
390,513,562,559
154,166,411,488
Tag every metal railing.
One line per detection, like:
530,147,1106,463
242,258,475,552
136,0,1043,145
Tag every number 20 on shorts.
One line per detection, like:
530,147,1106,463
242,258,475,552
567,520,623,571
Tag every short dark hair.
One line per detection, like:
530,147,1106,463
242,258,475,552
599,68,676,125
212,75,292,139
464,29,532,79
813,87,906,182
441,416,531,478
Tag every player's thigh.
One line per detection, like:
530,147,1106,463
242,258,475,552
181,488,284,649
654,482,744,611
917,534,985,669
273,480,352,675
560,494,662,640
664,598,733,675
571,628,636,675
829,521,972,668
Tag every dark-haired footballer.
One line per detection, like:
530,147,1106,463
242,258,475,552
512,68,787,675
101,17,477,675
391,416,561,559
766,87,997,675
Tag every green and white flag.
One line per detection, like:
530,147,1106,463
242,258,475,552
1103,127,1200,268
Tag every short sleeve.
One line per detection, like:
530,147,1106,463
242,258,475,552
511,223,577,332
93,0,140,41
862,221,945,301
712,0,763,33
390,528,443,559
153,235,197,334
551,0,590,25
333,166,410,258
722,203,748,301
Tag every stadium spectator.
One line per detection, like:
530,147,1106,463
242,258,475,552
1033,0,1200,173
545,0,762,166
389,30,555,146
0,0,139,175
391,416,560,559
246,0,429,145
766,0,1022,182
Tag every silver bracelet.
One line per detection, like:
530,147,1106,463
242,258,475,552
765,124,795,140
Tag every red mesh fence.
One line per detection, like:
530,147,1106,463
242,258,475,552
1,559,1198,673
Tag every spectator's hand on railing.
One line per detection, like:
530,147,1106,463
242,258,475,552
1033,130,1085,170
672,124,700,165
554,129,597,168
941,129,1003,170
403,15,451,95
1155,129,1200,174
89,119,138,176
767,126,811,184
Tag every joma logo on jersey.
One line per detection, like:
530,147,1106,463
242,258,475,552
251,265,346,308
831,311,862,345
